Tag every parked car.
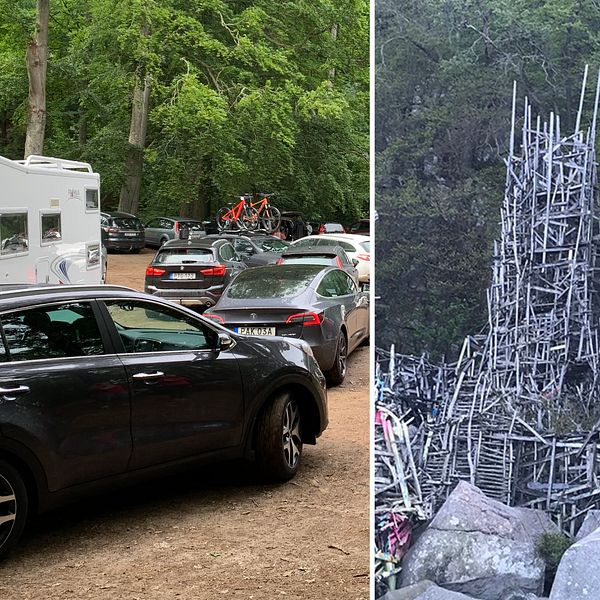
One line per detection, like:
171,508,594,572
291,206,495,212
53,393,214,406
144,217,206,248
291,234,371,284
348,219,370,236
308,222,346,235
100,211,145,253
279,211,309,241
277,245,359,284
205,264,369,385
144,238,246,308
0,283,327,559
207,233,289,267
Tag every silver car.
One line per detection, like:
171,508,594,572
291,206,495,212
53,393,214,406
144,217,205,248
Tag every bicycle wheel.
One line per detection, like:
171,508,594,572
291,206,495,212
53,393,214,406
260,205,281,233
217,206,237,232
240,206,260,231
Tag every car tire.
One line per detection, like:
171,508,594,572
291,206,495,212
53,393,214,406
130,248,141,254
326,331,348,386
159,237,168,247
0,460,28,561
255,391,303,481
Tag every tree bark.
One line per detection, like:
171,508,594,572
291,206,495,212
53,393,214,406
118,74,151,214
24,0,49,159
327,23,338,88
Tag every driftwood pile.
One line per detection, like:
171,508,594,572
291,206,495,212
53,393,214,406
375,68,600,592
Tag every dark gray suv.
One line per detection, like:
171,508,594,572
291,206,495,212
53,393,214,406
0,284,327,559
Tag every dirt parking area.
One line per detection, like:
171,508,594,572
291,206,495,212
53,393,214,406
0,250,370,600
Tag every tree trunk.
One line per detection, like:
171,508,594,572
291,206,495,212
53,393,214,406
118,75,151,214
24,0,49,159
327,23,338,88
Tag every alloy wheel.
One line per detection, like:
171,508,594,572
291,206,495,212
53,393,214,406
282,399,301,469
0,473,17,550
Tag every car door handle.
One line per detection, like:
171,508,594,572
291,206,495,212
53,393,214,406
0,385,30,400
132,371,164,380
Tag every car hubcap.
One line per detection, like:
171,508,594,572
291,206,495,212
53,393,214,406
339,337,347,377
0,474,16,549
282,400,301,469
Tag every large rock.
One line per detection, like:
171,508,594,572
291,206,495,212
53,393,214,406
380,581,479,599
549,526,600,599
400,481,559,600
574,509,600,541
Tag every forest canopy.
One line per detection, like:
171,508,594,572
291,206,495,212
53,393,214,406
376,0,600,357
0,0,369,223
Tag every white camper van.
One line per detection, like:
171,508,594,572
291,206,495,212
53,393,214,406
0,154,104,285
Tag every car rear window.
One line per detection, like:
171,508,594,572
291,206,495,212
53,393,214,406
226,267,318,299
113,217,142,229
155,248,215,264
360,241,370,252
282,256,336,266
179,221,204,231
324,223,345,233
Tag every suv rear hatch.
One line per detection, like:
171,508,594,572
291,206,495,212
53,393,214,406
145,247,225,291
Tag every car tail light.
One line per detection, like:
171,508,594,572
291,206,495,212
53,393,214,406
336,257,343,268
174,221,180,233
285,312,323,326
357,253,370,261
200,265,226,276
319,224,324,234
106,226,119,233
204,314,225,324
276,258,283,265
145,266,166,276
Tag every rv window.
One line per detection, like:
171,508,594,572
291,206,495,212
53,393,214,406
0,213,28,255
86,189,99,211
41,213,62,244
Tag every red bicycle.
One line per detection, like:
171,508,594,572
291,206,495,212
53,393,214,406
217,194,281,233
216,196,260,232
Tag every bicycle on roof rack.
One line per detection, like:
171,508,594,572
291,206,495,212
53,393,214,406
216,194,281,233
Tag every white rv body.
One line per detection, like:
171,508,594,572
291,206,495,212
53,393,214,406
0,154,103,285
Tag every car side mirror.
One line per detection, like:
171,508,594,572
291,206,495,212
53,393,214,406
217,332,234,351
352,258,359,267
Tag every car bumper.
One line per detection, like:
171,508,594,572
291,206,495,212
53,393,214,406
145,285,223,307
105,239,145,250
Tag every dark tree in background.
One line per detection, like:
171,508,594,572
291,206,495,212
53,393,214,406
376,0,600,358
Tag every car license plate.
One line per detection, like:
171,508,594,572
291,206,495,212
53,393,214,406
170,272,196,280
124,232,138,237
235,326,276,336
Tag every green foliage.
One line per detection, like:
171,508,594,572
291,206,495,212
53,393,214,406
0,0,368,222
376,0,600,357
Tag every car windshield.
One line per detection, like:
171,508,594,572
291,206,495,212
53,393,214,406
360,241,370,252
282,256,336,266
258,238,289,252
226,267,319,299
113,217,142,229
155,248,214,264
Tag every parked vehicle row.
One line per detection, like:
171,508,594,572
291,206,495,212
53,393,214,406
101,209,370,253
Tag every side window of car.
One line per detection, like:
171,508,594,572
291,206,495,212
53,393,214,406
219,243,235,261
234,239,253,254
316,272,339,298
100,216,109,227
104,300,216,353
146,218,158,228
336,270,356,295
160,218,173,229
1,303,105,361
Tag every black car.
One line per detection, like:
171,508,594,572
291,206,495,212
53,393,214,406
144,238,246,308
277,245,359,284
100,211,145,253
205,264,369,385
206,233,289,267
0,283,327,559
